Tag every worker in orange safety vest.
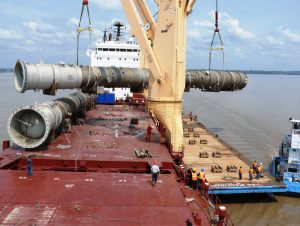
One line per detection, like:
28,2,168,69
257,163,263,180
191,168,198,189
253,160,258,173
249,167,254,181
197,168,205,190
239,166,243,180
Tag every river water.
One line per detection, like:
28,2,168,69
184,74,300,226
1,72,300,225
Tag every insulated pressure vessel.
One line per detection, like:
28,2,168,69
7,92,94,149
13,60,247,94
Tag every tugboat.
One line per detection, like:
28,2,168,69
273,118,300,193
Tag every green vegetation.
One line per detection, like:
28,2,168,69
243,70,300,75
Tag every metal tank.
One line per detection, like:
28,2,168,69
13,60,247,94
7,92,95,149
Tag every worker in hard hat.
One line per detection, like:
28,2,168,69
145,125,153,142
190,168,198,189
252,160,258,173
238,166,243,180
257,163,263,180
249,167,254,181
197,168,206,190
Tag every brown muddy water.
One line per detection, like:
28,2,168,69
1,72,300,225
184,74,300,226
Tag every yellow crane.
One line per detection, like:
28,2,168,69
121,0,196,155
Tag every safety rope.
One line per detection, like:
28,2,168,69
208,0,224,70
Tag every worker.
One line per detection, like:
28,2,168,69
238,166,243,180
194,114,198,121
253,160,258,173
151,164,160,185
249,167,254,181
26,156,33,176
128,98,132,108
189,111,193,121
197,168,205,190
145,125,153,142
191,168,198,189
135,99,139,108
257,163,263,180
114,123,119,139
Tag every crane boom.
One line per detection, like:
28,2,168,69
121,0,197,154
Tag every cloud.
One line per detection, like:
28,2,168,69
90,0,122,10
23,21,55,33
266,36,284,46
25,40,35,46
221,13,255,40
187,28,202,39
193,19,214,28
0,28,22,40
279,27,300,43
189,12,254,41
68,17,79,26
49,39,62,45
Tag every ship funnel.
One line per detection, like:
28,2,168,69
7,92,95,149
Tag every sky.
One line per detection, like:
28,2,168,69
0,0,299,70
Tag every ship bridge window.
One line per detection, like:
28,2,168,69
103,48,108,51
288,168,298,173
127,49,133,52
97,48,103,51
109,48,116,51
120,49,126,52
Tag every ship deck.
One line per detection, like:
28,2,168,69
0,105,214,225
182,116,286,194
0,171,195,225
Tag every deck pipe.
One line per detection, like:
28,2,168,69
14,60,247,94
7,92,94,149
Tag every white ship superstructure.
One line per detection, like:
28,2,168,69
88,21,141,100
89,21,140,68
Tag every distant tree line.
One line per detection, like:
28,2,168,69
0,68,13,73
242,70,300,75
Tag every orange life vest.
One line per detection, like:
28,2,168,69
249,169,254,174
239,168,243,174
198,172,205,180
258,165,263,172
191,172,197,181
253,162,257,168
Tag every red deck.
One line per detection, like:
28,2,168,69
0,171,196,225
0,105,229,225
